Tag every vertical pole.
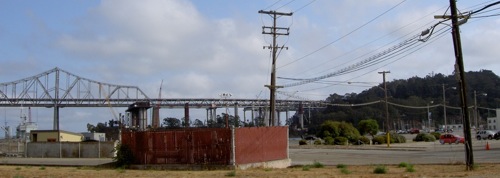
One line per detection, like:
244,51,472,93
443,84,447,131
259,10,292,126
378,71,390,147
448,0,474,170
474,90,478,129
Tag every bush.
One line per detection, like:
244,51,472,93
372,135,386,144
324,136,334,145
312,161,324,168
334,136,348,145
430,132,441,140
353,136,370,145
390,133,406,143
113,144,134,168
313,139,322,145
336,164,347,169
299,140,307,145
413,133,436,142
373,165,387,174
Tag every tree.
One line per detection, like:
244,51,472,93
193,119,204,127
163,117,181,128
358,119,379,138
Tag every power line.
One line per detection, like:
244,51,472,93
278,0,407,69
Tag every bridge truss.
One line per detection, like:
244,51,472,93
0,68,326,130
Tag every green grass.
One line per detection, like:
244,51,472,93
312,161,324,168
336,164,347,169
373,165,387,174
13,175,24,178
406,164,415,172
398,162,409,168
225,170,236,177
302,165,311,171
39,166,46,170
116,167,126,173
340,168,351,174
15,167,21,170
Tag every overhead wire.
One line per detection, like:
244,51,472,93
277,0,408,69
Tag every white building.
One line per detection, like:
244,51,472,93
487,109,500,130
81,132,106,141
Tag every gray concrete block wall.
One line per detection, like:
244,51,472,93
26,142,116,158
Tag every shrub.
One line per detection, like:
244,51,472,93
373,165,387,174
354,136,371,145
324,136,334,145
341,168,352,174
413,133,436,142
114,144,135,168
398,162,409,168
336,164,347,169
299,140,308,145
312,161,324,168
372,135,386,144
390,133,407,143
302,165,311,171
406,164,415,172
430,132,441,140
225,170,236,177
334,136,348,145
313,139,322,145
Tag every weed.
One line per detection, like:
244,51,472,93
302,165,311,171
406,164,415,172
398,162,409,168
15,167,21,170
264,168,273,172
312,161,324,168
336,164,347,169
373,165,387,174
13,175,24,178
39,166,46,170
116,167,126,173
225,170,236,177
340,168,351,174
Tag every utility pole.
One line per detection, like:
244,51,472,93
435,0,474,170
378,71,390,148
259,10,292,126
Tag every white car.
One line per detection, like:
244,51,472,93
476,130,496,140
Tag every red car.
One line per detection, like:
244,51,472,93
439,134,465,144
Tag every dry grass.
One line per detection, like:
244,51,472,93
0,164,499,178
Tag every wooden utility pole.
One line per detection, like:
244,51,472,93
378,71,390,148
259,10,292,126
435,0,474,170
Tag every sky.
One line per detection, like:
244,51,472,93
1,0,500,138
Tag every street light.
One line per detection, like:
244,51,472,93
220,93,232,128
427,101,433,131
442,84,456,132
474,90,487,129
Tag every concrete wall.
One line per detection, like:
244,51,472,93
26,141,116,158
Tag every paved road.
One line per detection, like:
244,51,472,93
290,139,500,166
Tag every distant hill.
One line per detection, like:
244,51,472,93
296,70,500,135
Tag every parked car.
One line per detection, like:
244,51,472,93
494,131,500,140
439,134,464,144
409,128,420,134
476,130,496,140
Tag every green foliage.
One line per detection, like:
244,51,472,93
372,135,386,144
316,120,361,144
299,140,307,145
336,164,347,169
406,164,415,172
113,144,134,168
390,133,406,143
302,165,311,171
225,170,236,177
353,136,370,145
340,168,352,174
398,162,409,168
430,132,441,140
15,167,21,170
312,161,324,168
313,139,322,145
334,136,348,145
39,166,45,170
323,136,334,145
358,119,379,138
373,165,387,174
413,133,436,142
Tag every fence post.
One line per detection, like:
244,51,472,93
231,126,236,166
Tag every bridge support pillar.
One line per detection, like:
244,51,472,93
299,103,304,129
234,102,239,127
184,103,189,127
53,106,59,130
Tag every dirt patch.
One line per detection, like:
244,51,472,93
0,164,498,178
